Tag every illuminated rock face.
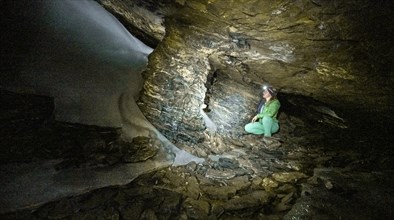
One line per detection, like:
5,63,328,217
99,0,394,144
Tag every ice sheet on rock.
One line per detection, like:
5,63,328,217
119,92,205,166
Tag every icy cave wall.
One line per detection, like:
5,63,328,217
0,0,152,127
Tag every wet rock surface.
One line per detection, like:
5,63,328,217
1,89,393,219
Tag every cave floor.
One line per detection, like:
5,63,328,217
1,89,393,219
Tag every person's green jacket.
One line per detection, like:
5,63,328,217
256,99,280,120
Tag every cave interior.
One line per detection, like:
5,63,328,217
1,0,393,219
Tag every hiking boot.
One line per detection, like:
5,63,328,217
263,136,281,149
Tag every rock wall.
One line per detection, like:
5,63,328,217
99,0,394,145
136,15,229,142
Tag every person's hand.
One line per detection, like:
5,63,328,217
252,115,258,122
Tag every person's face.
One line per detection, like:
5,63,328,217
262,90,272,99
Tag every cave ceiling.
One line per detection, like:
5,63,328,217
98,0,394,143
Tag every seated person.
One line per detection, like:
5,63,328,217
244,85,281,147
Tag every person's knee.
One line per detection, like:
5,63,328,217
272,124,280,133
262,116,273,124
244,123,252,132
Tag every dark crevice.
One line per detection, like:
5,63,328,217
203,70,218,113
